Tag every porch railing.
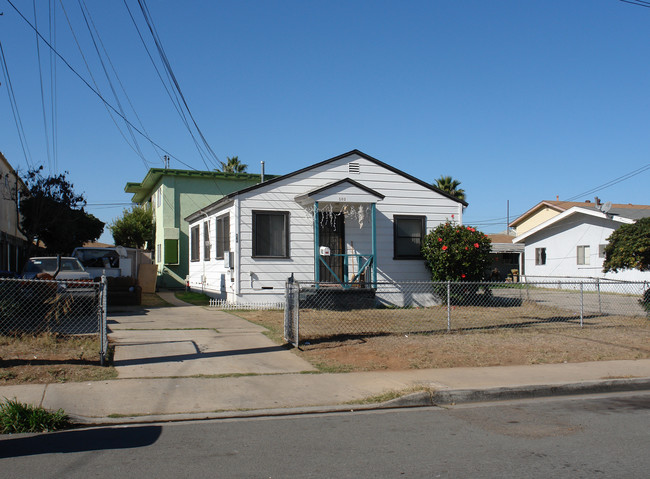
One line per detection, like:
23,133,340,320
318,253,375,288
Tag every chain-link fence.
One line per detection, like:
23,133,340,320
0,277,108,364
284,279,650,345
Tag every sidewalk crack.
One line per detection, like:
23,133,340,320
40,384,48,408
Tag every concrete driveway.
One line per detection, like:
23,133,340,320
108,297,316,379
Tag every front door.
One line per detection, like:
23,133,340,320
318,212,345,283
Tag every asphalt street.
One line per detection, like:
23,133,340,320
1,391,649,478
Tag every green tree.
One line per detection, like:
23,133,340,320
19,167,104,255
109,205,154,249
603,217,650,273
218,156,248,173
421,222,492,282
434,175,466,201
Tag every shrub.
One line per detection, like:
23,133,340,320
0,398,70,434
421,222,492,282
641,288,650,319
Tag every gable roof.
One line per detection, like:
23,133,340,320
510,200,650,227
512,206,639,243
185,150,467,222
294,178,385,204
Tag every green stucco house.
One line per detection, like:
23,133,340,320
125,168,265,288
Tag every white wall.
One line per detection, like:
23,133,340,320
187,205,235,297
522,214,650,282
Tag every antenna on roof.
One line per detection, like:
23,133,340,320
600,201,612,214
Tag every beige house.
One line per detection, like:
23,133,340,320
508,198,649,236
0,152,28,274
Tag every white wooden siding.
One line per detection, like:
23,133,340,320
522,213,650,282
188,153,463,304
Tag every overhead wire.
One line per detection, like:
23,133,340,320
123,0,210,169
33,0,53,172
79,0,161,167
122,0,197,167
58,0,149,169
137,0,221,171
564,163,650,201
0,40,34,168
620,0,650,8
5,0,195,171
468,163,650,230
48,0,58,173
75,0,153,169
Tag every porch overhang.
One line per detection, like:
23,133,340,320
300,179,382,288
294,178,385,206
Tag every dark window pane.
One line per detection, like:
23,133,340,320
190,226,200,262
253,211,288,258
216,215,230,259
394,216,425,259
165,239,179,264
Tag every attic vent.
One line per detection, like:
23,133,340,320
348,162,360,174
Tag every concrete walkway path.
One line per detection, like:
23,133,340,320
109,293,316,378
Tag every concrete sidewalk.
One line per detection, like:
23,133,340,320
2,293,649,424
2,359,649,424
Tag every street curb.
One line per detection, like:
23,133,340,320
68,377,650,427
385,378,650,407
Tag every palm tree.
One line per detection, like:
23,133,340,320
434,175,466,201
218,156,248,173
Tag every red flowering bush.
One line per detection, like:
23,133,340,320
421,222,492,282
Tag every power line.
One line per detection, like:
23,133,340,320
137,0,221,171
75,0,153,169
0,40,34,168
5,0,195,171
33,0,53,172
49,0,59,173
620,0,650,8
564,163,650,201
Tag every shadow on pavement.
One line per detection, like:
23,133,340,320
0,425,162,458
113,345,289,367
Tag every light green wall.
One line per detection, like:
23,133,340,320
151,175,259,288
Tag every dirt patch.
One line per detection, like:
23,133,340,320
235,310,650,372
0,333,116,385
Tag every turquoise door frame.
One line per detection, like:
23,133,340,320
313,200,377,288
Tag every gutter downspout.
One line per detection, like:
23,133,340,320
234,197,241,298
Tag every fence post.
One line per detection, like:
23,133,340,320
100,275,108,366
284,275,299,347
447,280,451,332
597,278,601,314
580,282,584,328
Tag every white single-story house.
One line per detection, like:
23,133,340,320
513,203,650,283
184,150,467,304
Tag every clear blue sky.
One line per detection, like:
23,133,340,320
1,0,649,245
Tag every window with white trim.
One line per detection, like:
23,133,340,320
252,211,289,258
599,244,607,258
203,221,211,260
393,215,425,259
190,225,200,262
535,247,546,265
216,214,230,260
577,245,590,265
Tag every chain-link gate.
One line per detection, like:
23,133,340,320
0,276,108,364
284,279,649,345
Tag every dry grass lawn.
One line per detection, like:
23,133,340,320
235,309,650,372
0,334,116,386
